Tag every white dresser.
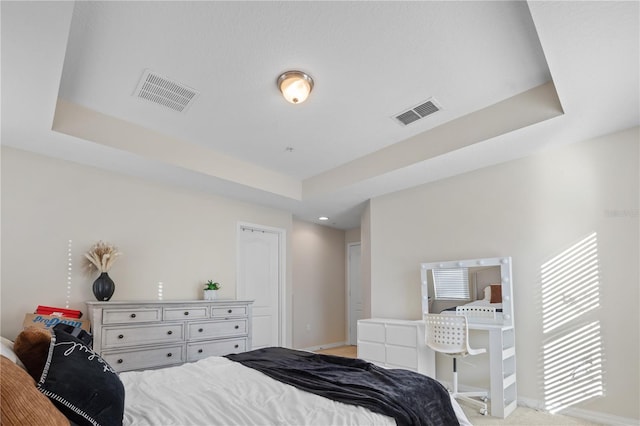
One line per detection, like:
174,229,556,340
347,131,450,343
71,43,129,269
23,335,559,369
86,300,253,372
357,318,435,376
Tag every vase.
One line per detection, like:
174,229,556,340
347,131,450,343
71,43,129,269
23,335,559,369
204,289,218,300
93,272,115,301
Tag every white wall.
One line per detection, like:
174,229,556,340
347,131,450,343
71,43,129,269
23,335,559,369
291,220,346,349
0,147,293,340
368,127,639,420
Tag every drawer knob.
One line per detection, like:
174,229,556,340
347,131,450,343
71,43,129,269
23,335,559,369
130,313,136,318
228,309,232,314
184,311,189,316
117,359,123,364
198,349,203,353
234,325,239,329
167,353,172,357
198,328,203,333
118,334,124,339
167,330,173,335
234,344,239,348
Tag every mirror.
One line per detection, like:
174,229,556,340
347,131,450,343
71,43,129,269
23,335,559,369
420,257,514,327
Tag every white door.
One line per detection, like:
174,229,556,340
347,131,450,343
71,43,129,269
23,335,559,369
348,243,363,345
238,226,281,349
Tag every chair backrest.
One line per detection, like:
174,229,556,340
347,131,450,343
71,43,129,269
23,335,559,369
424,313,471,355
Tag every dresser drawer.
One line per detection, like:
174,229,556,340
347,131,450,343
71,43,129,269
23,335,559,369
102,344,184,372
164,306,209,321
212,306,247,318
188,320,247,340
187,338,247,362
103,323,184,348
358,321,385,343
386,324,417,347
386,345,418,370
358,341,385,363
103,308,162,324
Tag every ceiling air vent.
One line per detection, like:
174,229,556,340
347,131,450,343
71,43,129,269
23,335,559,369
394,98,441,126
134,69,199,113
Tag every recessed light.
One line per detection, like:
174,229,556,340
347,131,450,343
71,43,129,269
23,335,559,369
318,216,329,221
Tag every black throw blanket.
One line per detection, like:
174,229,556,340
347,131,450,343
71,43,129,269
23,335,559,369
225,347,459,426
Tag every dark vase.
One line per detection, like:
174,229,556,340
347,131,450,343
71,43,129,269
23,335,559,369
92,272,115,301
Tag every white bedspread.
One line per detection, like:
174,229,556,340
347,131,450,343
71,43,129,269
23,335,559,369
120,355,472,426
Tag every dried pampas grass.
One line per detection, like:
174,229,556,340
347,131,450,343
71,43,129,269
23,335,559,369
85,241,121,273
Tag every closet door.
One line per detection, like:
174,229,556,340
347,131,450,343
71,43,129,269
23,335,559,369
348,243,363,345
238,226,281,349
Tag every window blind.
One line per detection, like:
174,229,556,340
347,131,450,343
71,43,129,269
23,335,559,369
432,267,470,300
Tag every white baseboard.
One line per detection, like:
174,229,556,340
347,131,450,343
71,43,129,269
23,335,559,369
517,396,638,426
300,341,348,352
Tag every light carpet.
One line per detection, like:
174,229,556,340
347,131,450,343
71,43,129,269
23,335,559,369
460,403,602,425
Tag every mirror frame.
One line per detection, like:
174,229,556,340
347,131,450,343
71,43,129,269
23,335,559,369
420,256,514,327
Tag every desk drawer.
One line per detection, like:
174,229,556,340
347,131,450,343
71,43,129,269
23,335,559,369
188,320,247,340
164,306,209,321
103,344,184,372
103,308,162,324
187,338,246,362
103,323,184,348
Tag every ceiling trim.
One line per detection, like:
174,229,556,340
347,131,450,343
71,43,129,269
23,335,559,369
303,81,564,199
52,99,302,201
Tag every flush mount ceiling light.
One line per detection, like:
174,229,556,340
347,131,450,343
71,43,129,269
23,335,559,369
277,71,314,104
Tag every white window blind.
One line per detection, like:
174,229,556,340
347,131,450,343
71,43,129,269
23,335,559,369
432,267,470,300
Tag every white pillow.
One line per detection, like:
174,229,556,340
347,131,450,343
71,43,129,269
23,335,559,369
1,336,26,369
483,286,491,301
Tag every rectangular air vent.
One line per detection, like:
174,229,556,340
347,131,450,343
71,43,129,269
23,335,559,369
134,69,199,113
394,98,441,126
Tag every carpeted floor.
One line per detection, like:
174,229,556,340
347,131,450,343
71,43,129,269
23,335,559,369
460,403,602,425
317,346,601,425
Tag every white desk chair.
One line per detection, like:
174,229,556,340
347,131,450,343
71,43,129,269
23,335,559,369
424,313,489,415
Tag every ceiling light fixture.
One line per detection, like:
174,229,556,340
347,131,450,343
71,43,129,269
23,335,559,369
277,71,314,104
319,216,329,221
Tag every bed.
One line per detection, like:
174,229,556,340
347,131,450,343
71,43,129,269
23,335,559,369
2,328,472,426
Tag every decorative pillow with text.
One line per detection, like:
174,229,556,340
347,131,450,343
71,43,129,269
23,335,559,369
37,326,124,426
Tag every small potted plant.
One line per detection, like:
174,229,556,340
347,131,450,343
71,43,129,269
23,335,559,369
203,280,221,300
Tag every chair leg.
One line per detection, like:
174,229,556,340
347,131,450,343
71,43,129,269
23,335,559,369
451,357,488,415
452,358,458,394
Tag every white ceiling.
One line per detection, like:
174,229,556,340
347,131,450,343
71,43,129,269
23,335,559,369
2,1,638,229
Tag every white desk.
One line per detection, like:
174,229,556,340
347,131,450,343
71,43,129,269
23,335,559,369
358,318,516,419
467,321,517,418
419,256,517,418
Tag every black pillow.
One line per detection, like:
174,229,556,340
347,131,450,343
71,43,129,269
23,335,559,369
37,325,124,426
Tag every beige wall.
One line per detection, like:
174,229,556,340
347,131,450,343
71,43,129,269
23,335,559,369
368,127,639,419
345,227,360,244
0,147,293,341
291,220,346,349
